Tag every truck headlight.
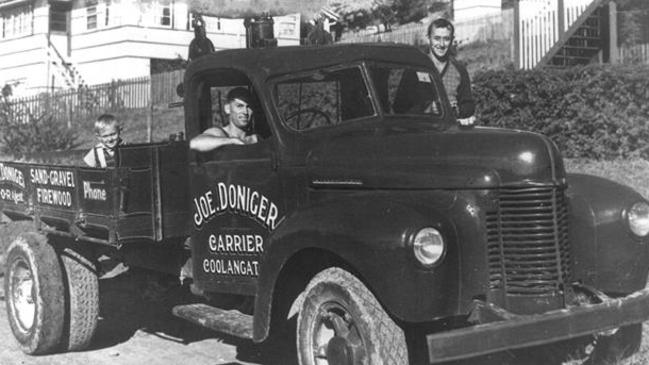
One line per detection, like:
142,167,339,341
412,227,445,266
627,202,649,237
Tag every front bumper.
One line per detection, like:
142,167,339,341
427,287,649,363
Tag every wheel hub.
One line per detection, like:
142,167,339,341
313,304,365,365
326,336,358,365
10,260,35,331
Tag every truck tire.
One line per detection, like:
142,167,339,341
60,248,99,351
583,323,642,364
4,233,65,354
297,267,408,365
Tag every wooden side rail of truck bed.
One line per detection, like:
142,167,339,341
0,141,191,247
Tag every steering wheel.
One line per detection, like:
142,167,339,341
285,108,332,130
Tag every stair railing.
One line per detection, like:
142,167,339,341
46,35,87,89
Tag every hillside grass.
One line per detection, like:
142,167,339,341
565,158,649,200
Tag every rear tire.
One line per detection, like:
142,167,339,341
4,233,65,354
60,248,99,351
297,267,408,365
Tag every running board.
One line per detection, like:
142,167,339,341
172,303,253,339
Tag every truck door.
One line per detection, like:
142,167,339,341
189,79,283,296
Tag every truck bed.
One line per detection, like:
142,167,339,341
0,141,190,246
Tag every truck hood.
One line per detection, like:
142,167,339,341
306,126,566,189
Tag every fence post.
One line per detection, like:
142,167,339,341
67,100,72,128
608,1,618,64
514,0,520,69
557,0,565,34
147,102,153,143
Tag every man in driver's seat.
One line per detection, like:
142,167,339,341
190,87,259,151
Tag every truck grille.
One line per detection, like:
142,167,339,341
487,186,571,297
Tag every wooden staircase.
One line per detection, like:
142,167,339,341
46,36,103,108
46,36,88,89
515,0,617,69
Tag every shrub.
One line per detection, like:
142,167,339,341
0,97,79,156
473,64,649,160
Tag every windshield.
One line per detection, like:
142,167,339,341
273,63,445,133
368,65,444,117
274,65,375,132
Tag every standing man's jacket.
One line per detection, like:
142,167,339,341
440,57,475,119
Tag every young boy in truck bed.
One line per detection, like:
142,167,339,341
83,114,123,168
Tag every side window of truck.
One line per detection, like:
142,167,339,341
194,71,272,140
274,66,375,132
198,85,271,139
369,65,443,117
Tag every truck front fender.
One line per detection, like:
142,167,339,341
567,173,649,294
252,191,459,342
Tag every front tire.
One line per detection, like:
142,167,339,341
4,233,65,354
297,267,408,365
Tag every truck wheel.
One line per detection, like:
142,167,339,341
4,233,65,354
297,267,408,365
585,323,642,363
60,248,99,351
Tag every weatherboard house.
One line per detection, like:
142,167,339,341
0,0,300,97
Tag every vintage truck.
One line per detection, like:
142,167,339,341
3,43,649,364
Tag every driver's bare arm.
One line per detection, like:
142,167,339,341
189,127,245,152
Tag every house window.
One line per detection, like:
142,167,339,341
87,0,98,30
154,0,172,27
161,6,170,26
49,4,68,33
1,5,33,39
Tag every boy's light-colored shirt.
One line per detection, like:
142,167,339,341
83,143,116,168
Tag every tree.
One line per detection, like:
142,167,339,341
1,84,12,98
331,0,449,32
392,0,433,24
328,0,388,30
187,0,328,18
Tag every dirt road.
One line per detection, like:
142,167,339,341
0,270,297,365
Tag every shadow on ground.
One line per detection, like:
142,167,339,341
91,268,297,365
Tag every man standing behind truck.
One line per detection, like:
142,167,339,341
427,18,476,126
188,14,215,62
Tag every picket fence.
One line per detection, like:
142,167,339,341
7,70,184,123
619,43,649,64
339,10,514,47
